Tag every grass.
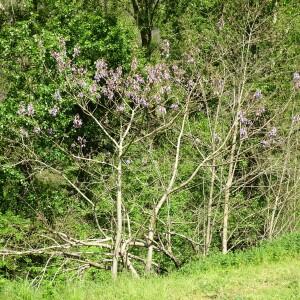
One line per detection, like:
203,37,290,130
1,233,300,300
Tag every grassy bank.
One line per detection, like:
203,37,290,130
1,233,299,300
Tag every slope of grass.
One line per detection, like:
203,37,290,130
1,233,300,300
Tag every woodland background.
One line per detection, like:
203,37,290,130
0,0,299,288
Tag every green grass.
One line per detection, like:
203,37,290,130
1,233,300,300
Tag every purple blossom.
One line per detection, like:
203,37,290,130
94,59,108,81
49,106,59,117
51,50,66,72
268,127,277,138
293,72,300,81
73,114,83,128
90,83,97,94
240,127,248,139
157,106,167,115
294,81,300,89
293,73,300,89
103,87,114,100
292,114,300,123
116,104,125,112
135,74,144,84
54,90,61,101
153,94,161,103
253,90,262,100
27,103,35,116
138,98,149,108
238,111,251,125
78,92,84,98
17,104,26,116
47,128,53,135
77,136,87,148
260,140,269,148
147,64,169,84
124,159,132,165
161,40,170,58
170,103,179,110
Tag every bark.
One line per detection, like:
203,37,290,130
112,144,123,279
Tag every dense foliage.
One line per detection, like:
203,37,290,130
0,0,299,283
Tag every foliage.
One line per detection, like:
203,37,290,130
0,0,299,282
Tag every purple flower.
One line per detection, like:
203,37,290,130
292,114,300,123
47,128,53,135
124,159,132,165
268,127,277,138
17,104,26,116
94,59,108,81
161,40,170,58
253,90,262,100
73,114,83,128
260,140,269,148
78,92,84,98
49,106,59,117
157,106,167,115
240,127,248,139
238,111,250,125
54,90,61,101
138,98,149,108
77,136,86,148
27,103,35,116
170,103,179,110
116,104,125,112
90,83,97,94
103,88,114,100
293,73,300,90
293,72,300,81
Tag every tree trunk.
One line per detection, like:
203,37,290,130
112,144,123,279
204,163,216,255
140,27,152,49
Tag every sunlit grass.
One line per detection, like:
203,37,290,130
1,233,299,300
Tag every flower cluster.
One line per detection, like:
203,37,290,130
268,127,277,138
240,127,248,139
292,114,300,123
49,106,59,117
73,114,83,128
161,40,170,58
94,59,108,81
253,90,262,100
293,72,300,89
18,103,35,116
